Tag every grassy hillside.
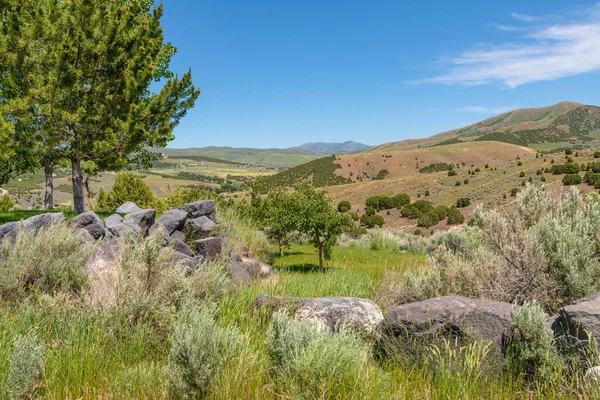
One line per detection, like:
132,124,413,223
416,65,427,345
366,101,599,153
161,146,323,167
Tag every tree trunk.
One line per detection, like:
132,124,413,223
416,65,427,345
43,156,53,210
279,240,284,257
318,243,324,272
71,158,85,213
82,172,91,211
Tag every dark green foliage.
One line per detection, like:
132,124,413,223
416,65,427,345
517,161,523,166
519,171,525,177
433,206,449,220
413,200,433,214
562,174,582,186
475,168,481,172
424,190,430,196
565,148,573,155
544,168,551,173
337,200,351,213
566,156,574,163
455,181,461,186
392,193,410,209
551,163,580,174
413,229,423,237
373,169,389,180
446,206,465,225
456,198,471,208
417,212,439,228
463,179,469,184
485,164,489,169
536,170,542,176
511,188,520,197
255,156,352,192
528,177,533,183
401,204,420,219
584,171,600,188
541,176,546,182
447,170,457,177
365,207,376,216
96,172,155,211
0,195,15,212
360,214,385,228
418,163,454,174
587,162,600,173
594,151,600,158
521,180,526,187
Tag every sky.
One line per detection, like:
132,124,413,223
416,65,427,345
160,0,600,149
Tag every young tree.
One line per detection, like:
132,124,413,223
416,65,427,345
263,188,298,256
3,0,200,212
294,182,349,271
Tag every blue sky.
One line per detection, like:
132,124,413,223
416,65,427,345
161,0,600,149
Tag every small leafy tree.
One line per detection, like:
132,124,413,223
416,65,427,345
447,206,464,225
337,200,351,213
0,195,15,212
263,188,298,256
98,172,155,210
417,212,439,228
456,197,471,208
294,182,349,271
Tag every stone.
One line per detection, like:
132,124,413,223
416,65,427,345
156,209,188,235
0,222,18,243
227,256,253,287
82,223,108,240
115,201,142,214
108,220,142,238
86,238,123,306
227,254,273,285
241,255,274,280
193,237,222,261
104,214,123,230
171,238,195,257
22,212,65,233
553,292,600,345
171,250,199,271
181,200,215,220
74,228,95,242
184,216,215,239
254,295,384,334
382,296,513,351
124,209,155,236
170,230,186,242
70,211,103,230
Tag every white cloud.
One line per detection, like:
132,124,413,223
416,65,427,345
419,5,600,88
456,105,515,113
510,12,537,22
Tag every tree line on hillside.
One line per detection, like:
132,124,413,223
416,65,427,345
0,1,199,212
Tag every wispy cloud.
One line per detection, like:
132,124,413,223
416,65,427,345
418,5,600,88
455,105,515,113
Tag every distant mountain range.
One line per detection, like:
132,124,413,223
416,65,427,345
368,101,600,152
295,141,370,154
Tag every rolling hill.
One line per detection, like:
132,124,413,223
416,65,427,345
295,141,370,154
367,101,600,153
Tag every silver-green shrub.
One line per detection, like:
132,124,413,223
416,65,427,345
5,334,46,400
0,223,95,298
168,303,242,399
503,301,562,382
266,310,319,368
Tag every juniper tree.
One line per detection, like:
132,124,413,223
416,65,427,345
1,0,199,212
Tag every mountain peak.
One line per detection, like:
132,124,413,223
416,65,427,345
295,141,370,154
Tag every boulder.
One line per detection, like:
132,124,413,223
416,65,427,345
108,220,142,238
241,255,274,280
82,223,109,240
254,295,384,334
23,212,65,233
193,237,222,261
124,209,155,236
156,209,188,236
553,293,600,344
70,211,103,230
181,200,215,220
171,238,195,258
86,238,123,306
184,216,215,239
74,228,95,242
0,222,18,243
171,250,199,271
115,202,142,214
227,256,253,287
382,296,512,350
104,214,123,230
227,253,273,285
170,230,186,242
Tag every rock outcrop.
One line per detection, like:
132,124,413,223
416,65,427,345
553,292,600,345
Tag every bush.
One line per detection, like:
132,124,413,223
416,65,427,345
448,170,457,177
541,176,546,182
433,205,449,220
392,193,410,208
373,169,389,180
455,181,461,186
424,190,430,196
463,179,469,185
562,174,582,186
413,200,433,214
0,223,95,298
360,214,385,228
0,195,15,212
5,335,45,400
594,151,600,158
511,188,520,196
536,170,542,176
337,200,351,213
503,301,562,382
456,198,471,208
96,172,155,211
565,148,573,155
401,204,420,219
168,303,242,399
519,171,525,178
446,206,464,225
418,211,440,228
517,161,523,166
551,163,580,175
365,195,395,211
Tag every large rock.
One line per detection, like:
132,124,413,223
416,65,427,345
115,202,142,214
86,238,123,306
156,209,188,236
108,219,142,238
170,230,186,242
181,200,216,221
227,254,273,286
184,216,215,239
124,209,155,237
0,222,18,243
171,250,201,271
23,212,65,233
70,211,103,230
82,223,109,240
171,238,195,258
382,296,512,350
553,293,600,344
193,237,222,261
254,295,384,334
104,214,123,230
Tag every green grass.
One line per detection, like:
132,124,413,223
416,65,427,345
0,210,115,224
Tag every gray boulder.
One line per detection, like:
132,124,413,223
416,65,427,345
70,211,103,230
124,209,155,236
382,296,512,350
181,200,215,221
227,254,273,286
83,223,109,240
156,209,188,235
184,216,215,239
171,250,199,271
171,238,195,257
254,295,383,334
553,293,600,344
86,238,123,305
23,212,65,233
108,220,142,238
104,214,123,230
74,228,96,242
0,222,18,243
193,237,222,261
115,202,142,214
170,230,186,242
227,256,253,287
